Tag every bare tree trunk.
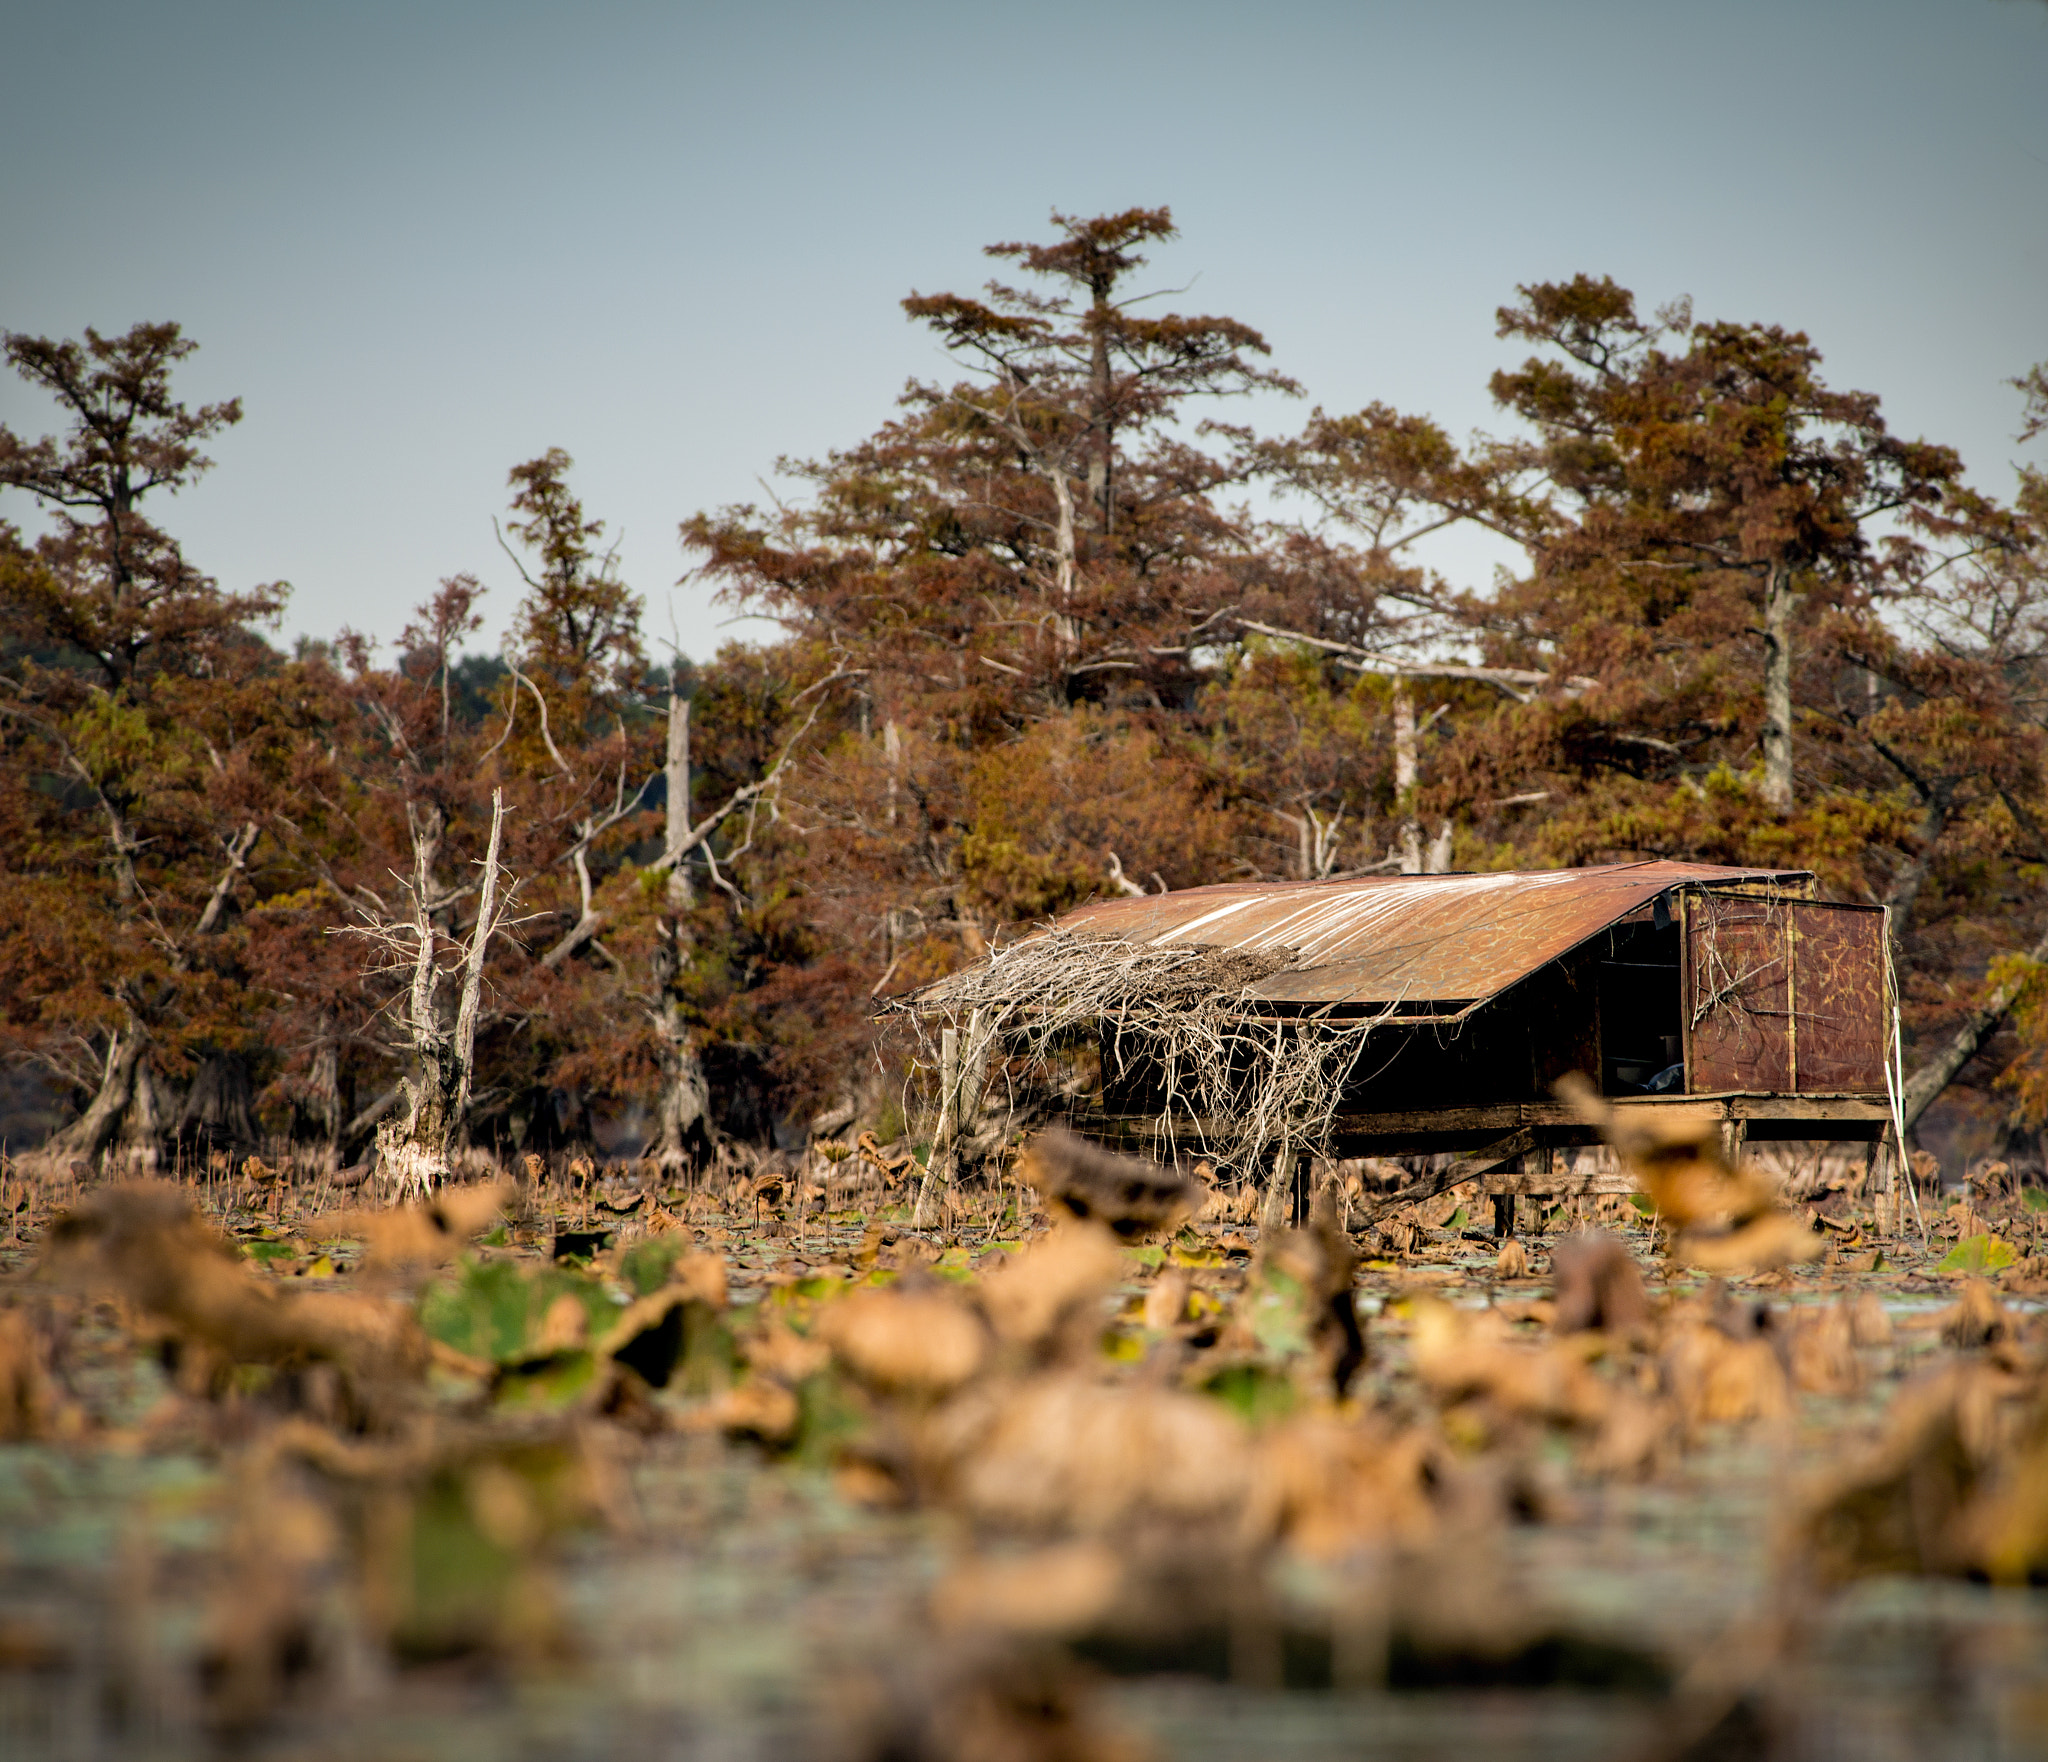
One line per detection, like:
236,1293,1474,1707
652,713,710,1168
914,1013,988,1228
652,993,711,1169
306,1022,343,1158
883,718,902,828
119,1059,175,1172
1045,464,1081,659
451,789,508,1123
664,689,693,908
1087,308,1114,533
648,919,711,1169
46,1028,148,1167
373,790,514,1197
39,803,257,1170
176,1053,260,1156
1761,560,1797,815
1425,820,1454,874
1393,679,1424,874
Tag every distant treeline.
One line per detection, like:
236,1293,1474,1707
3,209,2046,1176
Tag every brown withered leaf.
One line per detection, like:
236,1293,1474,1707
1938,1279,2011,1350
1549,1231,1653,1334
1556,1075,1821,1270
1408,1299,1610,1428
976,1223,1124,1357
1141,1266,1195,1332
856,1129,916,1181
934,1372,1253,1536
822,1283,991,1396
846,1641,1150,1762
1579,1390,1676,1480
1261,1194,1367,1396
668,1249,728,1310
1250,1413,1445,1560
1016,1130,1205,1239
1556,1074,1775,1225
316,1178,513,1268
39,1183,427,1388
742,1320,831,1386
1661,1313,1791,1429
1799,1362,2027,1583
197,1454,341,1735
0,1304,60,1441
1679,1208,1824,1273
1956,1388,2048,1584
1785,1302,1863,1397
707,1378,803,1446
932,1542,1125,1636
1847,1291,1894,1347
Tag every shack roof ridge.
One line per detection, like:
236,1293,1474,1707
979,858,1821,1010
1159,867,1615,966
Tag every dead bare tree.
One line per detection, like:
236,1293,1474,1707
343,788,521,1197
637,662,855,1168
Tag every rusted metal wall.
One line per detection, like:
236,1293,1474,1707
1786,901,1887,1091
1686,892,1794,1091
1685,893,1885,1094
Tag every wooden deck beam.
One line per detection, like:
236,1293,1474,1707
1079,1092,1890,1160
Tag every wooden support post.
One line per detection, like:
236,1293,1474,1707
1289,1150,1313,1228
1492,1193,1517,1238
1526,1147,1554,1234
1720,1118,1748,1168
1256,1143,1291,1238
912,1026,961,1229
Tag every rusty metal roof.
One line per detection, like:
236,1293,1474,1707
1004,861,1813,1010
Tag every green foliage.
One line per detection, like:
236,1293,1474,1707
617,1235,686,1298
1202,1361,1299,1426
1937,1235,2017,1275
418,1258,619,1365
1245,1265,1312,1360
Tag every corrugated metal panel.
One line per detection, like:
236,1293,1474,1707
991,861,1813,1009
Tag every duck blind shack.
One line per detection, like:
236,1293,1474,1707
908,861,1896,1193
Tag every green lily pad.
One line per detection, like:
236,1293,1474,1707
419,1258,617,1363
492,1349,598,1411
1202,1362,1297,1426
241,1239,297,1264
1247,1266,1311,1359
1938,1235,2017,1274
617,1234,686,1297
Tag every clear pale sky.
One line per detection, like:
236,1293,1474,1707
2,0,2044,662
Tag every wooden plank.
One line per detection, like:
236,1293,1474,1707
1481,1167,1638,1196
1329,1103,1538,1135
1363,1127,1538,1220
1078,1092,1889,1151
